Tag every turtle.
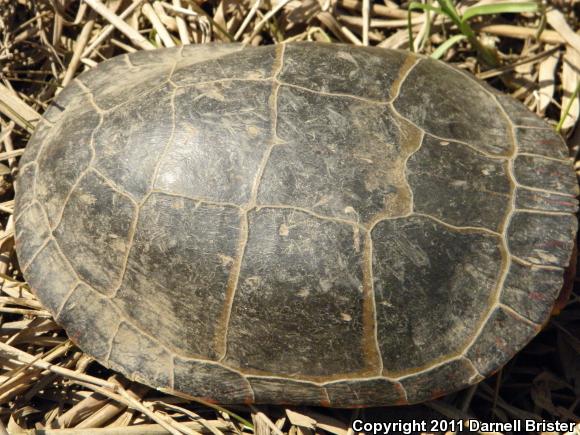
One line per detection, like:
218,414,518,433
14,42,579,407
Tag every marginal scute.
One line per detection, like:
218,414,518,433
394,59,512,156
407,135,511,230
501,261,564,324
94,83,175,200
513,155,579,196
180,43,243,64
126,47,182,67
466,307,538,375
514,187,579,213
507,211,577,267
173,357,252,403
109,322,172,388
23,240,77,315
115,193,240,360
224,208,370,378
155,81,272,204
14,203,50,268
400,359,480,404
173,45,274,87
34,96,98,226
14,164,37,220
57,283,120,359
17,122,51,168
324,378,406,407
77,52,174,110
279,43,411,100
495,94,548,127
258,87,418,221
54,170,135,295
372,215,503,373
514,127,569,159
249,377,327,405
43,81,86,123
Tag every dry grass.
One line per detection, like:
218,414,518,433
0,0,579,433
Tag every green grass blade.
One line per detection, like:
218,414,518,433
462,2,538,22
431,0,499,66
407,2,443,52
556,79,580,133
420,0,434,52
431,34,467,59
436,0,462,25
408,2,443,14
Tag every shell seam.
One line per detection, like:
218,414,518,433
517,152,573,164
150,71,179,191
275,81,392,105
170,77,273,89
20,236,50,274
215,43,286,362
50,107,103,232
388,55,422,102
104,318,123,362
497,302,542,328
513,208,576,217
107,193,148,299
257,204,366,230
54,281,82,320
151,190,242,209
453,83,519,367
511,254,564,270
90,168,139,207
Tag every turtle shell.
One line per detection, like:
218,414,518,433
14,42,578,407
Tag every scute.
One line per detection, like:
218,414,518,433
77,50,177,110
54,170,136,295
115,193,241,360
400,359,480,403
224,208,372,379
514,127,569,159
14,202,51,268
501,261,564,324
34,95,98,227
93,83,175,200
172,44,274,86
257,86,420,222
109,322,172,388
14,164,36,217
372,215,503,374
514,154,579,195
155,80,273,204
279,43,412,101
249,377,327,405
393,58,512,156
324,378,406,407
466,307,538,374
514,187,578,213
407,134,511,230
42,81,87,124
495,93,548,127
507,211,577,267
57,284,120,359
173,357,253,404
128,47,182,67
22,240,77,315
15,42,578,407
